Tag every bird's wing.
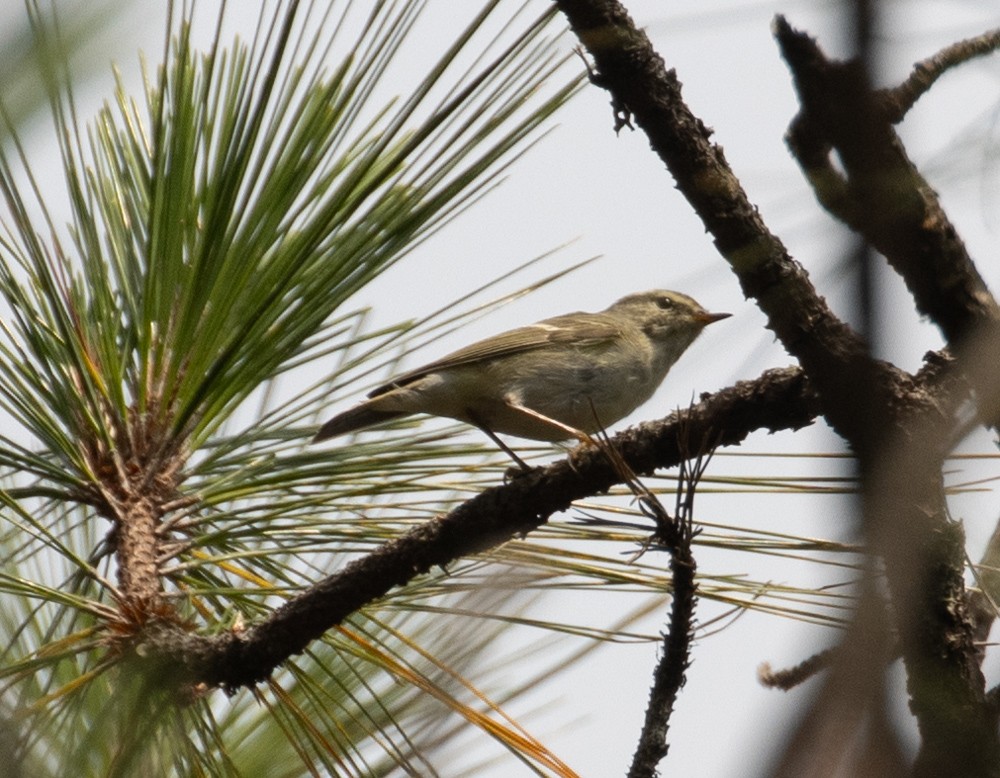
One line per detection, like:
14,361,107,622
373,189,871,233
367,312,620,398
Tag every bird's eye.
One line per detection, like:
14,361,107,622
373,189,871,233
656,297,674,310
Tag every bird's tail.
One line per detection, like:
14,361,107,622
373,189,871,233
313,404,411,442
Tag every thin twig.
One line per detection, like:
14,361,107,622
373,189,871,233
618,418,711,778
758,648,836,691
881,28,1000,122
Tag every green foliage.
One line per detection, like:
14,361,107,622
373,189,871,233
0,2,586,775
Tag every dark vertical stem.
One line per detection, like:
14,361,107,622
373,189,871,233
851,0,876,349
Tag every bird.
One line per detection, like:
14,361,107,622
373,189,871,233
314,290,730,460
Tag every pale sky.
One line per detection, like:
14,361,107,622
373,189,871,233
14,1,1000,775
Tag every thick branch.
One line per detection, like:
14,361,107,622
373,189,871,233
554,0,907,458
147,367,818,689
864,367,1000,776
556,2,1000,772
776,17,1000,349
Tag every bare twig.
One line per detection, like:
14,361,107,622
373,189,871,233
881,28,1000,122
613,420,711,778
758,648,836,691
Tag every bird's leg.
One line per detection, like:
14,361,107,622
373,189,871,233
502,400,597,447
466,410,531,471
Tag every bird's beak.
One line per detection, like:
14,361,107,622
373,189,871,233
696,311,732,325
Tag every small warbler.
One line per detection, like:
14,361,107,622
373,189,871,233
314,290,729,455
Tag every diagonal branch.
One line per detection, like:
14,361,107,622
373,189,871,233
147,367,818,690
881,27,1000,122
556,2,1000,773
553,0,905,458
776,17,1000,350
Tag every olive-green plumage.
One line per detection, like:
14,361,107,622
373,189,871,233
315,290,729,443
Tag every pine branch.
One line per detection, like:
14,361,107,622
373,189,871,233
142,367,818,690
